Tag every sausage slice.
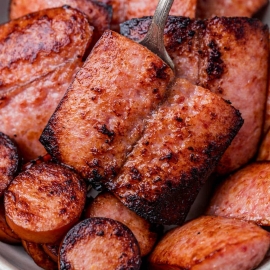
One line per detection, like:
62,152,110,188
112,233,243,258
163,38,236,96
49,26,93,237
0,7,94,161
10,0,112,43
22,240,58,270
110,79,243,225
197,0,268,19
85,192,157,256
40,30,173,188
59,217,141,270
4,162,86,243
0,132,20,197
0,200,20,244
121,16,269,175
42,244,59,263
148,216,270,270
207,162,270,226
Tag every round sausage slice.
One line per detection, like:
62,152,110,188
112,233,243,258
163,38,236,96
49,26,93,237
4,162,86,243
149,216,270,270
84,192,157,256
0,132,20,197
42,244,59,263
22,240,58,270
207,162,270,226
59,217,141,270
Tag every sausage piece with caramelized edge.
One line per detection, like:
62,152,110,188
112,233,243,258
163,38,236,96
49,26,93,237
149,216,270,270
98,0,196,31
110,79,243,225
121,16,269,176
85,192,157,256
40,30,174,188
0,200,20,244
197,0,268,19
59,217,141,270
0,132,19,197
207,162,270,226
10,0,112,43
42,243,59,263
22,240,58,270
4,162,86,243
0,7,94,161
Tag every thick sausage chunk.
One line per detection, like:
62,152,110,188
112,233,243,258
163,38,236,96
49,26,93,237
0,7,93,161
0,200,20,244
197,0,268,19
207,162,270,226
121,16,269,176
110,79,243,225
85,192,157,256
59,217,141,270
22,240,58,270
98,0,196,31
0,132,19,197
10,0,112,43
40,30,173,189
148,216,270,270
4,162,86,243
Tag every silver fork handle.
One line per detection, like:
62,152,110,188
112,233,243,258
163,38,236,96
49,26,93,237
140,0,174,69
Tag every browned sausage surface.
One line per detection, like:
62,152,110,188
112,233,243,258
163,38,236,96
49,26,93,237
148,216,270,270
4,162,86,243
98,0,196,30
22,240,58,270
197,0,268,19
0,7,94,161
40,30,173,188
59,217,141,270
121,16,269,176
0,132,19,197
42,243,59,263
0,200,20,244
85,192,157,256
110,79,243,225
10,0,112,43
207,162,270,226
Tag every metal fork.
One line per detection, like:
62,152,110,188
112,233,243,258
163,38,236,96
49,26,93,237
139,0,175,70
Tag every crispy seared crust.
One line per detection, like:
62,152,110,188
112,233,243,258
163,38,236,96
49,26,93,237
0,132,20,197
98,0,196,30
10,0,112,43
59,217,141,270
0,7,93,161
0,200,20,244
4,162,86,243
85,192,157,256
110,79,243,225
121,16,269,175
40,30,173,188
22,240,58,270
42,244,59,263
207,162,270,226
197,0,269,19
148,216,270,270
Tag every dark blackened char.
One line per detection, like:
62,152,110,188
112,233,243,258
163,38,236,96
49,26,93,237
0,7,94,161
40,30,174,188
109,79,243,225
59,217,141,270
121,16,269,175
22,240,58,270
197,0,268,19
0,132,20,197
4,162,86,243
10,0,112,43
